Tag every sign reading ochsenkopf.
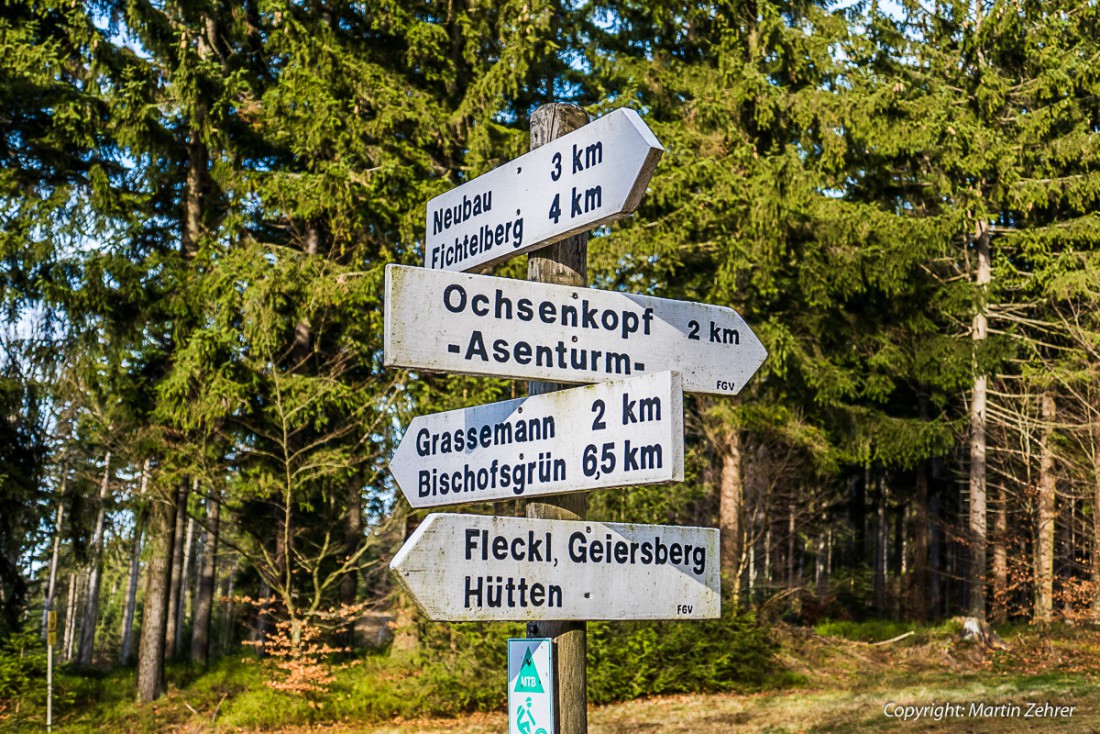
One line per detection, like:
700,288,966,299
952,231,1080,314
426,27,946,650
390,513,721,621
423,108,663,272
384,264,767,396
390,372,684,509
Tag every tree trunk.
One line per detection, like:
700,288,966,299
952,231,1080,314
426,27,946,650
523,103,590,734
968,225,991,620
912,459,930,622
748,533,757,600
78,451,112,665
254,580,271,651
1036,392,1056,624
191,490,220,665
764,526,772,586
221,568,235,656
63,572,77,661
889,499,902,618
340,483,361,650
340,485,361,608
991,482,1008,623
1064,500,1075,615
41,469,67,638
121,460,151,664
850,473,866,577
815,522,828,598
1093,391,1100,618
181,75,208,259
874,476,887,614
165,481,188,659
719,427,744,603
120,521,145,665
930,469,943,616
787,506,797,588
136,483,178,702
175,501,196,653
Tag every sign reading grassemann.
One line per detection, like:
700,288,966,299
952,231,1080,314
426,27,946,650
390,372,684,508
423,108,663,272
390,513,720,621
384,264,767,396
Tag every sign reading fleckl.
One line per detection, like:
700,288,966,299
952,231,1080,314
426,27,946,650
390,513,721,621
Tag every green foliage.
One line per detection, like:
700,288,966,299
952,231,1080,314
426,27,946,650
0,627,45,704
587,609,777,704
0,375,47,638
814,619,916,644
7,0,1100,720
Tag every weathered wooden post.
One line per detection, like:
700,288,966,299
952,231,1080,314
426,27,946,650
525,102,591,734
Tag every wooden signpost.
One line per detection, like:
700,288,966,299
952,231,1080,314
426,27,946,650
383,263,767,396
390,513,721,622
386,105,767,734
389,371,684,509
423,108,663,273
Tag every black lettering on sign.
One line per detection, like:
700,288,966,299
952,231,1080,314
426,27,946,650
709,321,739,344
572,141,603,173
622,393,661,424
570,185,602,217
624,441,662,471
432,191,493,235
591,399,606,430
463,576,562,609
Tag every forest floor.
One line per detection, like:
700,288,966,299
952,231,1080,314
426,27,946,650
10,620,1100,733
267,622,1100,734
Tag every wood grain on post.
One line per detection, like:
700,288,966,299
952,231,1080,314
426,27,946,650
527,102,590,734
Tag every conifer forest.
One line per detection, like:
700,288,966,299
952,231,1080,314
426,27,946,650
5,0,1100,731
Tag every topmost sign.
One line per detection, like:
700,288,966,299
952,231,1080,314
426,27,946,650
424,108,663,272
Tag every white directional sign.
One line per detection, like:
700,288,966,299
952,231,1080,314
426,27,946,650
384,264,767,396
391,372,684,509
390,513,721,621
424,108,663,272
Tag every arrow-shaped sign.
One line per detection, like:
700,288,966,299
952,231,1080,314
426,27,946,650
391,372,684,509
384,264,768,396
424,108,663,272
390,513,720,621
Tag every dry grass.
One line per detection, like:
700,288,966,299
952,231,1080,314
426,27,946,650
274,623,1100,734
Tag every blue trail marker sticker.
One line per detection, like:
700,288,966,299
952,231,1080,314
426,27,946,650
509,638,553,734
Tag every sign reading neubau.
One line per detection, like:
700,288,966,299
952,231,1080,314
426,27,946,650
423,108,663,272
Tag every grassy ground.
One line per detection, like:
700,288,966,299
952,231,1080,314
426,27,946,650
323,621,1100,734
7,620,1100,732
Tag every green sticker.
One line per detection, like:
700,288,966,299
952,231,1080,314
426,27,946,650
513,648,545,693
